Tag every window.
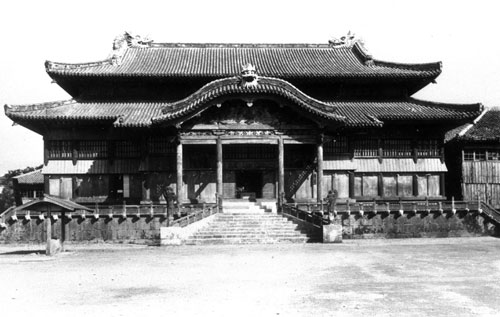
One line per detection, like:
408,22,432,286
417,174,440,196
354,174,378,197
353,137,378,157
417,139,440,157
149,137,175,155
116,140,140,158
324,137,349,155
383,139,412,157
79,141,108,159
48,140,72,159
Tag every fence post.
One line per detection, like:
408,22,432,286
451,196,456,215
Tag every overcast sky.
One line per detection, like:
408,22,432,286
0,0,499,175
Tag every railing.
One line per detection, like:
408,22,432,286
286,199,486,218
282,204,325,228
170,205,219,228
479,201,500,224
0,202,218,227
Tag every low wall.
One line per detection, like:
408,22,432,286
341,212,498,239
0,216,166,244
0,212,497,244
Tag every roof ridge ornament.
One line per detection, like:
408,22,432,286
110,31,153,66
328,31,357,47
239,63,259,87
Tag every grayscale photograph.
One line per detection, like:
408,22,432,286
0,1,499,316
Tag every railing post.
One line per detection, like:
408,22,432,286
346,201,351,216
451,196,456,215
122,201,127,219
359,203,364,217
398,199,404,217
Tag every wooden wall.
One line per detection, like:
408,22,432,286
462,161,500,208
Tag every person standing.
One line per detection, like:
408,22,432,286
326,189,338,215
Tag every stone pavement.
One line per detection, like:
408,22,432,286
0,237,499,316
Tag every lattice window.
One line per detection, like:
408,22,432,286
324,137,349,155
116,140,140,158
487,150,500,161
417,139,440,157
475,150,486,161
383,139,412,157
48,140,72,159
79,141,108,159
353,137,378,157
463,150,475,161
149,137,175,155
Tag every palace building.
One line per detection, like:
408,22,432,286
5,32,483,208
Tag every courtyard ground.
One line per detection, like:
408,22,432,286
0,237,499,317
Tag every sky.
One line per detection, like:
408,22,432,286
0,0,499,175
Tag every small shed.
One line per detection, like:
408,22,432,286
10,195,93,255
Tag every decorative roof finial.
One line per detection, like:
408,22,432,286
110,31,153,66
239,63,259,87
328,31,357,47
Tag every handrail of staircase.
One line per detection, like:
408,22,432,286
170,204,219,228
282,204,325,229
479,201,500,225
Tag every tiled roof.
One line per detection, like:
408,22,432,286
5,100,163,127
459,108,500,142
330,99,483,127
13,169,44,184
6,97,482,129
152,76,346,123
11,194,93,213
45,41,441,82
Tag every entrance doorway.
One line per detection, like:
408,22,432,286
236,170,262,199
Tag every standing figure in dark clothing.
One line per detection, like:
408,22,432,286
326,189,338,216
164,186,178,219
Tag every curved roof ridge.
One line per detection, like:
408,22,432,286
5,99,76,113
152,75,346,124
374,59,442,72
408,97,483,111
45,59,114,72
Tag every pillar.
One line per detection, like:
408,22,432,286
317,140,324,204
217,137,223,197
46,208,52,256
176,141,183,203
278,137,284,201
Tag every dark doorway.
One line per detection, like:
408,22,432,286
235,170,262,199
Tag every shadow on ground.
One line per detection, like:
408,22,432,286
0,250,46,255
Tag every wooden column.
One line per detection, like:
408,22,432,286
46,206,52,256
317,139,324,204
278,137,284,201
61,211,66,252
176,141,183,203
216,137,223,197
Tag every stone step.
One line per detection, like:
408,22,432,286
184,212,320,245
193,232,303,239
185,237,313,245
195,230,308,235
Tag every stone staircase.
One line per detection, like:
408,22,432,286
184,201,321,244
